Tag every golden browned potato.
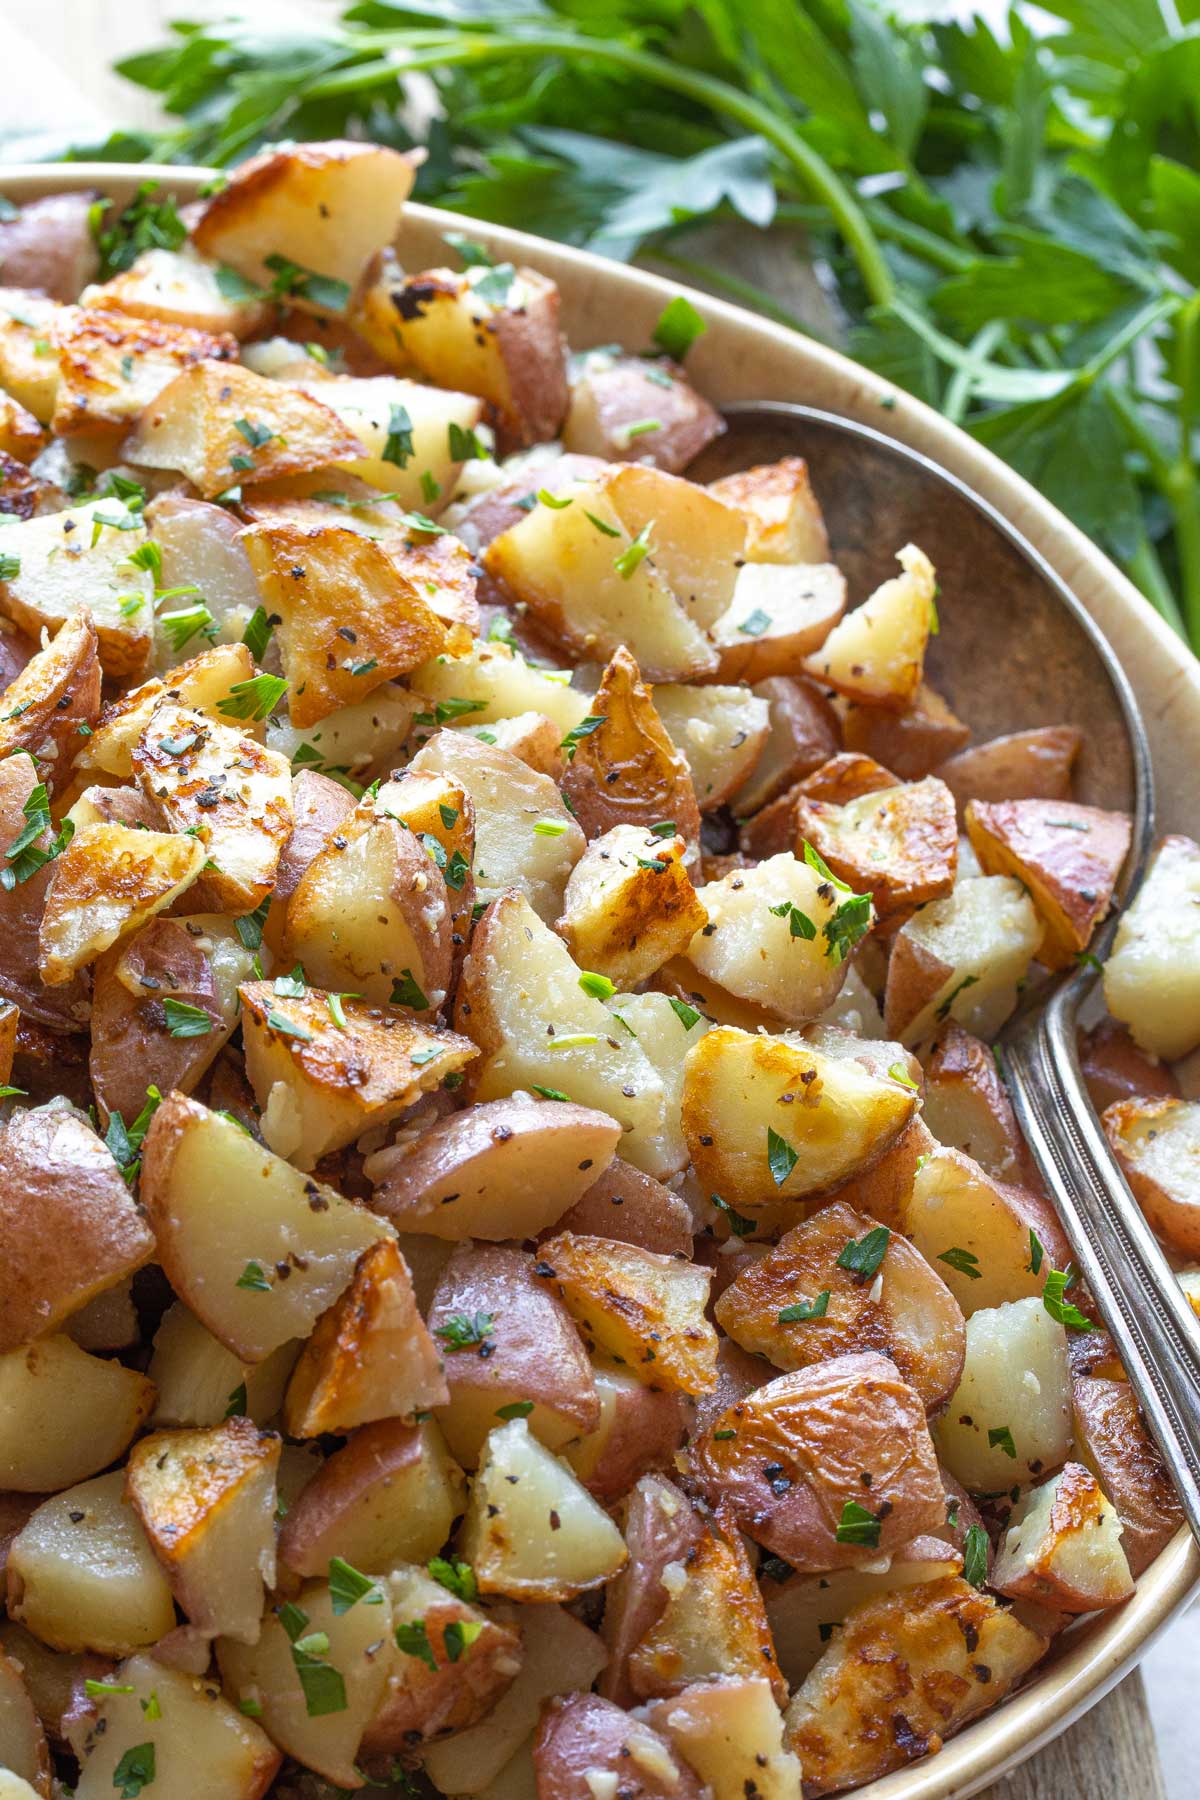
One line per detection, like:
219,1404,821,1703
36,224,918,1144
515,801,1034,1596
599,1472,705,1703
685,854,869,1026
453,892,674,1177
459,1415,628,1600
73,641,258,782
192,139,417,306
692,1353,946,1571
0,392,45,464
922,1020,1030,1183
124,1416,281,1642
239,979,475,1169
730,675,841,816
796,751,899,805
903,1146,1065,1316
429,1242,599,1465
124,360,366,498
0,611,100,780
537,1231,718,1396
966,797,1132,970
563,1360,691,1501
382,263,567,450
0,500,155,680
269,769,356,920
990,1462,1133,1612
936,724,1081,816
709,456,829,564
561,646,700,847
0,1648,50,1798
553,1156,693,1258
1103,833,1200,1060
935,1296,1072,1491
239,517,449,728
0,290,64,421
884,875,1042,1046
793,776,957,921
710,562,846,684
563,349,724,473
650,681,771,811
408,637,589,736
0,453,52,524
50,306,238,435
0,1100,154,1353
278,1416,465,1576
626,1527,785,1704
38,822,206,986
1072,1370,1183,1576
7,1472,176,1657
601,463,745,628
88,913,253,1127
1104,1096,1200,1255
533,1693,705,1800
803,543,935,708
140,1091,394,1362
648,1677,805,1800
484,481,720,682
783,1576,1047,1794
365,1092,621,1240
682,1025,915,1209
84,242,273,336
0,1336,155,1493
216,1573,396,1788
557,826,707,988
71,1653,281,1800
715,1199,965,1411
283,801,453,1010
283,1238,448,1438
365,1563,523,1752
132,704,293,914
837,682,969,779
1078,1017,1180,1115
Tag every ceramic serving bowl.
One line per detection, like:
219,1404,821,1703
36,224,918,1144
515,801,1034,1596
5,161,1198,1800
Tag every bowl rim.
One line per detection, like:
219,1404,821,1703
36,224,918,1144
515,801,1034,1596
7,158,1198,1799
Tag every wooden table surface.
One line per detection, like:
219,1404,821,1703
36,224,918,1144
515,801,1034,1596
0,3,1180,1795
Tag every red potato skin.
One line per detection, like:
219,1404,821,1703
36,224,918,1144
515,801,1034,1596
567,356,724,475
690,1353,947,1573
0,456,54,526
936,725,1081,820
88,918,227,1126
0,757,90,1032
839,684,970,780
600,1475,706,1706
923,1020,1038,1187
1078,1018,1180,1116
534,1693,706,1800
0,194,99,300
361,1597,522,1754
1071,1374,1183,1576
548,1157,694,1257
0,611,101,781
966,797,1132,969
11,1016,93,1110
793,776,958,921
688,1337,775,1443
271,770,356,911
576,1380,692,1505
278,1418,442,1578
934,1469,992,1572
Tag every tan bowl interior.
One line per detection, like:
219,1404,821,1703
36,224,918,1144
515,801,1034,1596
4,162,1198,1799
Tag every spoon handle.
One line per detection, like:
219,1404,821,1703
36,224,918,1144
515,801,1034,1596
1001,982,1200,1544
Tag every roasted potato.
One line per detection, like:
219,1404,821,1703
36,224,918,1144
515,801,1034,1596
50,306,237,436
1071,1370,1184,1576
990,1461,1133,1612
0,1099,154,1352
0,290,65,421
838,682,969,780
0,195,97,302
643,1677,804,1800
0,1336,155,1493
563,1359,691,1501
38,821,206,986
936,724,1081,815
0,500,155,679
1104,1096,1200,1256
459,1416,628,1600
792,776,957,921
710,562,846,684
1078,1017,1180,1115
922,1021,1030,1183
802,544,935,708
966,797,1132,970
935,1296,1072,1491
709,456,829,564
651,681,771,810
312,374,484,502
784,1576,1047,1794
599,1473,705,1704
553,1155,693,1257
715,1199,965,1411
884,874,1042,1046
0,1649,50,1798
84,241,273,336
1103,833,1200,1059
536,1231,718,1395
73,640,257,782
557,826,706,987
625,1525,785,1703
148,1302,297,1431
903,1146,1066,1316
366,1563,523,1752
364,1092,621,1240
731,675,841,817
140,1091,394,1362
563,349,723,473
691,1353,946,1571
560,646,700,848
534,1694,704,1800
0,610,100,782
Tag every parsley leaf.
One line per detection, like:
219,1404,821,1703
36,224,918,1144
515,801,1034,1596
435,1310,495,1351
328,1557,384,1615
962,1523,989,1588
766,1126,798,1187
778,1291,830,1323
834,1500,880,1547
938,1246,983,1280
428,1556,478,1602
988,1425,1017,1458
112,1742,156,1798
652,294,707,360
837,1226,891,1279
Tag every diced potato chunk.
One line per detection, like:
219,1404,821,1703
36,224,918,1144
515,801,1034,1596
935,1297,1072,1491
626,1529,784,1703
802,543,935,708
369,1562,523,1751
38,823,206,985
0,500,154,678
1072,1371,1183,1577
644,1676,804,1800
409,639,588,736
884,875,1041,1046
315,374,484,501
710,562,846,683
1104,834,1200,1059
7,1473,175,1656
1104,1096,1200,1257
84,242,273,336
459,1418,628,1600
149,1303,297,1430
560,646,700,848
682,1025,915,1210
534,1694,704,1800
557,826,706,988
991,1461,1133,1612
0,610,100,780
140,1092,394,1362
838,681,969,780
74,642,257,781
793,776,957,920
764,1539,964,1688
125,1417,280,1643
652,682,770,810
562,349,722,474
709,457,829,564
903,1146,1060,1316
51,305,237,435
537,1232,717,1395
0,1336,155,1492
936,724,1081,814
0,1647,49,1798
966,797,1131,970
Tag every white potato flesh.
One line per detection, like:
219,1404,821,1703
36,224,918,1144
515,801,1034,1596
802,542,934,708
409,641,589,735
711,562,846,680
7,1473,175,1655
605,988,710,1177
652,683,771,810
644,1677,804,1800
267,683,421,778
484,483,719,681
422,1605,607,1797
1105,1097,1200,1257
935,1297,1072,1491
0,1335,155,1492
601,462,745,628
459,893,674,1177
991,1462,1133,1612
410,730,583,923
140,1093,394,1362
687,853,864,1025
39,823,207,986
149,1303,298,1429
903,1148,1046,1316
317,376,483,502
146,496,263,657
217,1577,394,1789
85,242,272,335
73,1653,280,1800
885,875,1041,1046
460,1419,628,1600
765,1542,963,1688
1104,834,1200,1060
558,827,706,990
0,1648,49,1798
0,500,153,678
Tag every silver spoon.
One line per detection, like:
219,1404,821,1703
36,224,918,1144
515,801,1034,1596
691,400,1200,1545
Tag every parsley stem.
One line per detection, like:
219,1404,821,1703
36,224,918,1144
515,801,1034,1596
944,321,1007,425
310,30,896,308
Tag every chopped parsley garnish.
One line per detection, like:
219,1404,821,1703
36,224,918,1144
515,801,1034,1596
1043,1264,1091,1329
449,421,489,462
988,1425,1017,1458
0,553,20,580
445,1619,485,1661
495,1398,535,1417
834,1500,881,1547
91,179,186,279
242,607,274,661
163,999,213,1039
548,1032,600,1050
2,776,73,888
382,403,415,468
668,996,702,1030
779,1291,830,1323
938,1245,983,1281
769,899,817,940
1028,1229,1045,1276
328,1557,384,1616
648,820,676,838
265,1009,314,1041
962,1523,989,1588
434,696,485,725
766,1126,798,1187
561,714,607,760
445,231,493,268
652,294,707,361
585,510,621,538
439,803,459,829
712,1193,757,1238
533,818,566,837
217,673,288,722
824,892,873,965
160,600,216,653
263,252,351,314
237,1261,271,1292
224,1382,248,1418
395,1619,438,1671
935,973,979,1021
472,262,517,308
613,519,654,580
277,1600,348,1715
104,1086,162,1185
738,607,772,636
234,417,274,451
428,1556,478,1602
435,1310,495,1351
274,966,307,998
236,898,270,952
327,992,359,1030
578,970,616,1000
390,970,429,1011
112,1742,156,1798
538,487,573,509
837,1226,890,1279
